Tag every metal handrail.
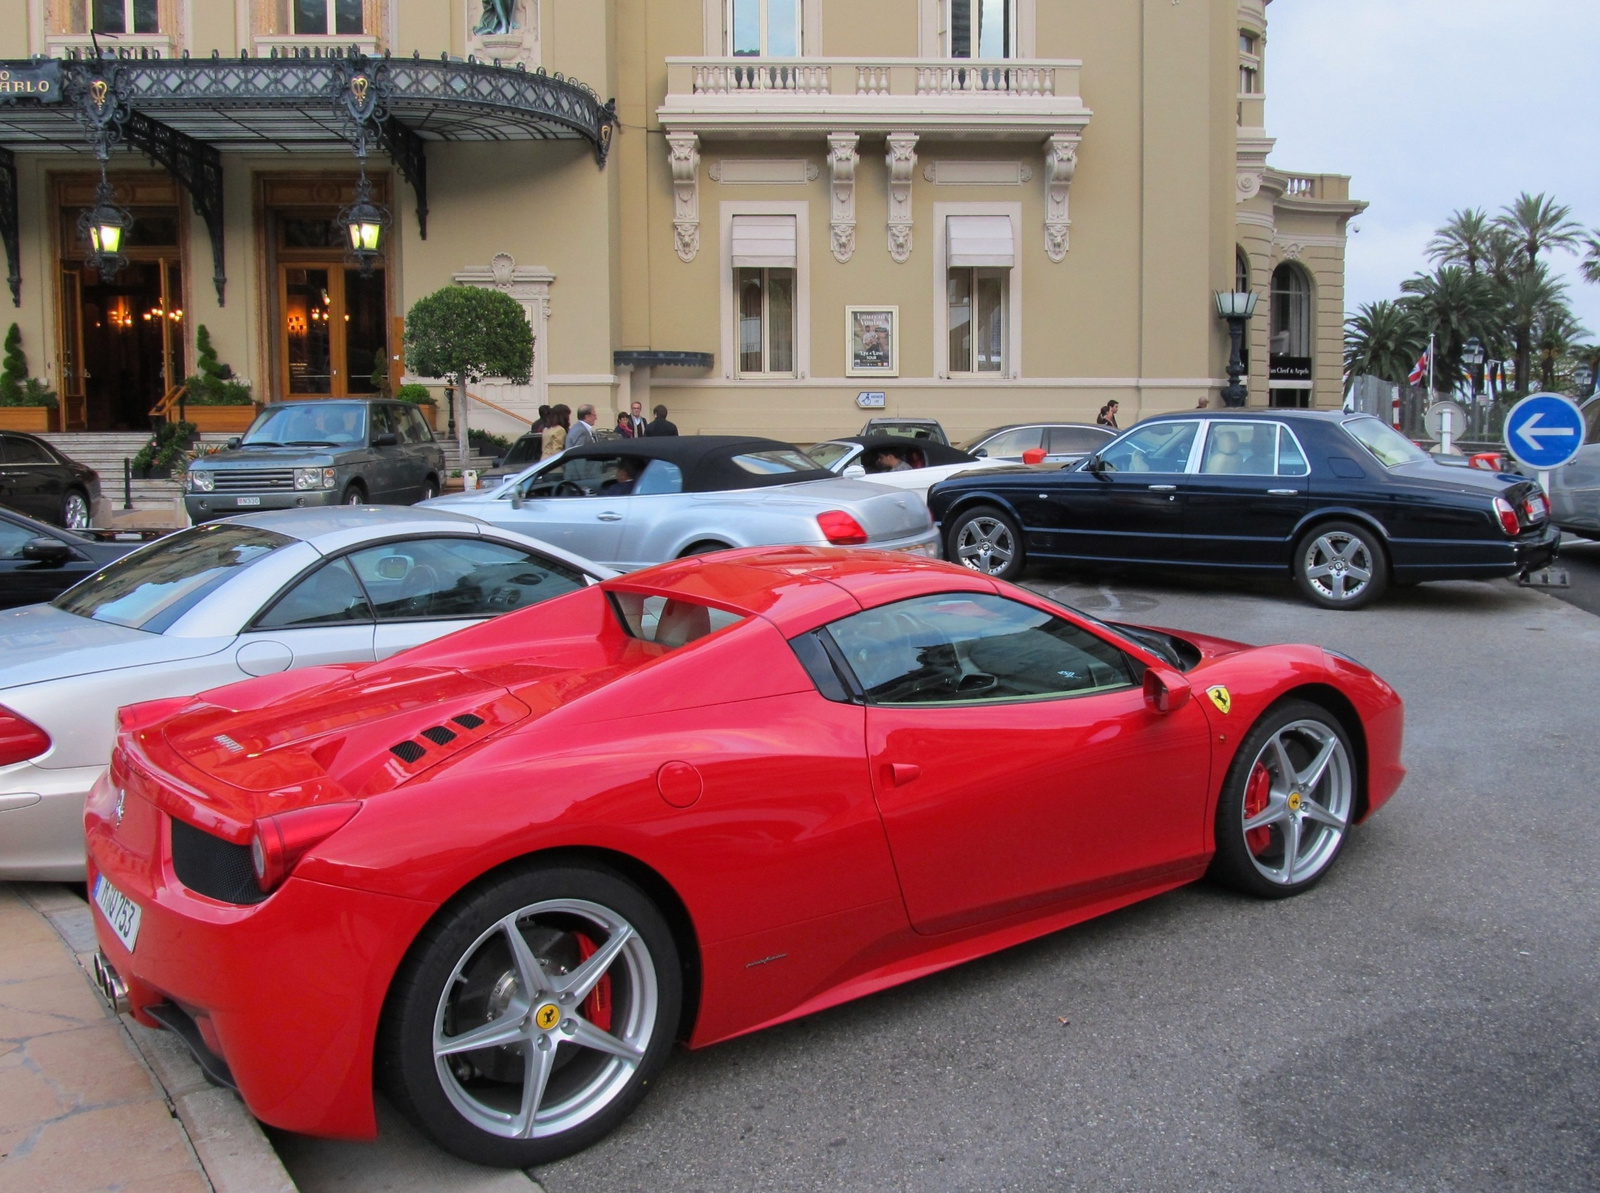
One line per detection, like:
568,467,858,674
148,383,188,422
465,389,533,425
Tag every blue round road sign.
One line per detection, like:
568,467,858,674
1503,393,1585,471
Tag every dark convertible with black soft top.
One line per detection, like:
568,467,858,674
926,410,1559,610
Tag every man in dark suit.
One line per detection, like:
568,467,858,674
628,400,648,436
645,404,679,437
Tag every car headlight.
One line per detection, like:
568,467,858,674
294,467,336,490
186,470,214,493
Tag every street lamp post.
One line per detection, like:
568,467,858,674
1462,336,1485,437
1574,364,1594,401
1214,290,1259,408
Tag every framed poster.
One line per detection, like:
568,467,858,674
846,306,898,377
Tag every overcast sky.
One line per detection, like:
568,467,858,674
1265,0,1600,339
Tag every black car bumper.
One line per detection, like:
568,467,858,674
1389,523,1560,583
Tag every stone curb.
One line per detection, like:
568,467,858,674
19,885,298,1193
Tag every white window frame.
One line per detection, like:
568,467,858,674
1239,27,1263,95
724,0,803,57
720,201,810,381
292,0,363,37
933,202,1022,380
945,0,1016,59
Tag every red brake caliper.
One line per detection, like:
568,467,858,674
573,933,613,1032
1243,762,1273,855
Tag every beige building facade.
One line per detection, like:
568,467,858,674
0,0,1362,446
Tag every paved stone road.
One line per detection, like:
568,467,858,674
525,570,1600,1193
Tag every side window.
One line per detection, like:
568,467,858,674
520,456,623,498
1278,427,1310,476
825,592,1135,705
611,592,745,648
255,558,374,629
1047,426,1111,454
0,520,39,558
633,459,684,496
979,427,1042,457
399,407,432,445
1200,421,1278,476
3,436,54,465
347,537,588,621
1098,422,1199,474
370,404,398,443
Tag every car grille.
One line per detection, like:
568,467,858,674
212,469,295,492
170,816,266,905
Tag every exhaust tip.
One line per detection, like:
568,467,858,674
91,951,131,1016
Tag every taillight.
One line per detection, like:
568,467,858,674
1492,496,1520,536
817,510,870,545
0,707,51,767
1523,492,1549,523
250,802,360,893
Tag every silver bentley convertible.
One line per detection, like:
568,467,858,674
0,507,610,881
423,436,941,569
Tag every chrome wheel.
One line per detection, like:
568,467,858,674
432,898,658,1142
950,510,1021,578
1238,718,1353,887
61,490,91,530
1296,523,1385,609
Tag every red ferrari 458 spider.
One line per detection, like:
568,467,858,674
85,548,1404,1166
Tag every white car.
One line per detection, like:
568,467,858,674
0,507,611,881
805,435,1026,502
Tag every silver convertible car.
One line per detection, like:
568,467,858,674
0,507,609,880
423,435,940,569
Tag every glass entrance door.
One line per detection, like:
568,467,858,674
280,266,388,398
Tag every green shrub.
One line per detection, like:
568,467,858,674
468,429,514,454
0,324,58,409
184,326,253,406
396,383,436,405
133,421,199,472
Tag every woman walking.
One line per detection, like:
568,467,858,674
541,404,571,458
1096,400,1120,429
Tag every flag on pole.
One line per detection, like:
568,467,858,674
1407,346,1430,387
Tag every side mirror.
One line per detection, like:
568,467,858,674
22,536,73,567
1084,455,1106,473
510,490,524,509
843,463,867,479
371,432,399,447
972,447,988,458
226,437,241,450
1143,667,1191,714
491,456,504,468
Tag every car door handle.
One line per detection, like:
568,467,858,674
1267,488,1299,495
596,511,622,522
886,763,921,787
1147,484,1177,492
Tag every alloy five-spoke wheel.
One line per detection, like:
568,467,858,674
61,489,91,530
382,865,680,1167
1293,520,1387,610
1209,700,1355,899
947,506,1024,581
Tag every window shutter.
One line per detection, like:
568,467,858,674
947,215,1015,267
731,215,798,268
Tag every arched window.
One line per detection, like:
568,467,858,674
1270,263,1313,406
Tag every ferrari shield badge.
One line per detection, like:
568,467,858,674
1207,685,1231,715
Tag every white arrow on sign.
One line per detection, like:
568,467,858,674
1513,412,1578,454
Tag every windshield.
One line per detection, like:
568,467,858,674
242,403,368,448
502,436,541,468
1342,416,1428,467
53,524,292,632
731,449,825,475
806,442,857,470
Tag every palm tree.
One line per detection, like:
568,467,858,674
1427,208,1495,275
1399,266,1496,393
1343,301,1425,391
1582,235,1600,285
1492,192,1586,269
1535,307,1589,392
1498,263,1568,394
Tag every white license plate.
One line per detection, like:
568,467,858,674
92,874,142,953
235,496,262,507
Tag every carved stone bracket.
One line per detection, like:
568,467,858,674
667,132,701,263
1237,170,1264,203
828,133,859,263
885,132,918,263
1043,132,1078,263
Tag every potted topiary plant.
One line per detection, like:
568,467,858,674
0,324,59,432
182,326,257,433
132,420,199,479
404,286,532,463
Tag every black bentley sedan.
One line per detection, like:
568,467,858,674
0,506,140,610
926,410,1560,609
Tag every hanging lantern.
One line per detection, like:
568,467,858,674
336,173,389,276
79,179,133,278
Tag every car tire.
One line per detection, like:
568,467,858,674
1208,699,1356,900
380,862,682,1168
61,488,91,530
421,476,440,501
677,541,730,558
1291,520,1387,610
342,482,367,506
946,506,1025,581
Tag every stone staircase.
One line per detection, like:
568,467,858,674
41,432,496,529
